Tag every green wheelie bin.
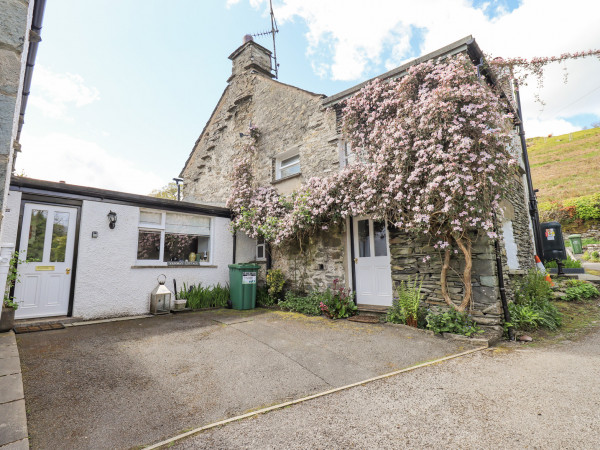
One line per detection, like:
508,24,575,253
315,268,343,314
228,264,260,310
569,234,583,254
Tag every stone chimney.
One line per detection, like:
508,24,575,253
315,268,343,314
228,35,273,81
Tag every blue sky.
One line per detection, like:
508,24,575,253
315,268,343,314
18,0,600,194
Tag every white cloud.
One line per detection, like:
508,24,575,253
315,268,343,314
238,0,600,136
28,65,100,119
17,133,165,195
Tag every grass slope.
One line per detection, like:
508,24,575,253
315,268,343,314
527,127,600,204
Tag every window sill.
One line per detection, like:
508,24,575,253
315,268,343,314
272,172,301,185
131,264,218,269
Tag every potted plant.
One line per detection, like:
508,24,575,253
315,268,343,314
0,251,22,332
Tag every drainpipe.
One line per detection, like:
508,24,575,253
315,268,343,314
232,231,237,264
513,80,544,260
494,235,514,341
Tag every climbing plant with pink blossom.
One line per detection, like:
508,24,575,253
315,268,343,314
228,54,520,311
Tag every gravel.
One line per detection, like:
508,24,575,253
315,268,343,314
174,328,600,449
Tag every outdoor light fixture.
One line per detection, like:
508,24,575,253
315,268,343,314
107,210,117,229
172,177,183,201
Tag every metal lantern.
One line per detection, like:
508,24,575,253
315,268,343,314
150,274,172,315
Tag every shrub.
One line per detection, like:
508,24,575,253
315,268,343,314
563,283,600,302
508,269,562,331
319,279,357,319
513,269,553,307
425,308,483,337
593,251,600,259
179,283,229,309
266,269,285,303
386,277,423,326
256,286,274,307
508,301,562,331
544,257,583,269
279,291,321,316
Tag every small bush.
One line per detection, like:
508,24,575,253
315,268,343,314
256,286,274,307
508,269,562,332
425,308,483,337
508,301,562,331
179,283,229,309
319,279,357,319
544,257,582,269
266,269,285,303
563,283,600,302
593,251,600,259
279,291,321,316
386,277,423,326
514,269,553,307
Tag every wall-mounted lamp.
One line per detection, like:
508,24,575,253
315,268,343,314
107,210,117,229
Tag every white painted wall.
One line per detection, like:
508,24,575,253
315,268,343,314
502,219,520,270
0,190,22,245
235,231,256,263
72,200,233,319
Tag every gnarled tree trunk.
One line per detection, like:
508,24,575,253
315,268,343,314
439,235,473,312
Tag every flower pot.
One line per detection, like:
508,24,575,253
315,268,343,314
0,306,16,332
405,316,418,328
172,299,187,311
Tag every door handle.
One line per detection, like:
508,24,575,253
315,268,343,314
354,258,358,264
66,268,71,275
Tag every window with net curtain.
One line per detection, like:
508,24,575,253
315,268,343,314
137,210,211,263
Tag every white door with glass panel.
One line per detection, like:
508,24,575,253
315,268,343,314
353,218,393,306
14,203,78,319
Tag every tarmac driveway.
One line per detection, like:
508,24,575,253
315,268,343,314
17,309,479,449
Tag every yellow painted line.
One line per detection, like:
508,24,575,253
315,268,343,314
144,344,488,449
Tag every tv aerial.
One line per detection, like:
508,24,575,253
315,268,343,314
251,0,279,79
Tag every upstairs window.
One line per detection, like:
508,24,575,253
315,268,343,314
276,152,300,180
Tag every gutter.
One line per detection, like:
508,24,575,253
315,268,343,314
15,0,47,145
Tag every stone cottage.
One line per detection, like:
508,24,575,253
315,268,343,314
180,35,536,330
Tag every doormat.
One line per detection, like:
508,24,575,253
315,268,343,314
347,315,380,324
14,323,65,334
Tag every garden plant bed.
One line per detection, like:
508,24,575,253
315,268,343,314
510,300,600,347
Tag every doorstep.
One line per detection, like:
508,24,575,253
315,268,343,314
0,331,28,448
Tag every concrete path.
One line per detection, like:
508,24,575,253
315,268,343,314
16,309,477,449
0,331,28,449
173,325,600,449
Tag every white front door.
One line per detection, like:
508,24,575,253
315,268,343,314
14,203,78,319
352,217,393,306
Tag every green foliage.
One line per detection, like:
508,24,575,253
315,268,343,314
3,251,25,310
582,250,600,262
509,268,562,331
564,237,600,248
513,269,553,306
318,279,357,319
278,291,321,316
544,257,583,269
149,182,178,200
571,193,600,220
386,277,423,326
425,308,483,337
563,283,600,302
256,286,274,307
508,301,562,331
178,282,229,309
266,269,285,303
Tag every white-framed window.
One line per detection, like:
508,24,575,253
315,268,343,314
256,236,266,261
275,151,301,180
136,209,213,265
341,141,356,167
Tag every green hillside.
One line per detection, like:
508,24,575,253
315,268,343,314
527,127,600,205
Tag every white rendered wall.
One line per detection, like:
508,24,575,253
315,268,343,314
235,231,256,263
0,190,21,245
502,219,520,270
72,200,233,320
